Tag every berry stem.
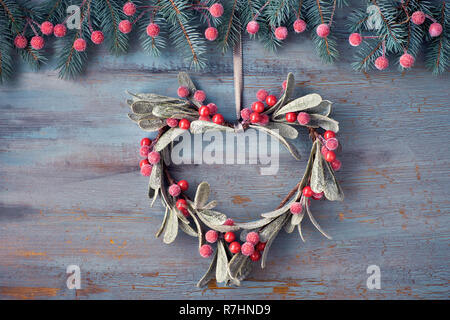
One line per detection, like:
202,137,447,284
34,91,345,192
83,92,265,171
26,18,39,36
328,0,337,26
255,0,271,20
296,0,303,19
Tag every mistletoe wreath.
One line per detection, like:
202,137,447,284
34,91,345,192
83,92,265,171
126,71,344,286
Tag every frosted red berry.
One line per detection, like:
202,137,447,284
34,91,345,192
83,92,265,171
399,53,415,69
199,244,213,258
246,232,260,245
325,150,336,162
180,208,189,217
40,21,54,35
148,151,161,164
91,31,104,44
349,33,362,47
176,199,187,210
207,103,218,115
205,230,219,243
316,23,330,38
140,164,152,176
256,89,268,102
312,192,324,200
179,118,190,130
224,231,235,243
303,186,313,197
147,23,160,37
123,2,137,16
212,113,224,125
321,145,329,157
256,242,266,251
259,114,269,126
246,20,259,34
14,35,27,49
250,112,261,124
205,27,218,41
229,241,241,254
193,90,206,102
290,202,302,214
241,242,255,256
177,180,189,191
251,101,265,113
53,24,67,37
265,95,277,107
166,118,179,128
240,108,251,120
119,20,132,34
139,145,150,157
325,137,339,150
331,158,341,171
274,26,288,40
411,11,425,25
139,159,149,168
323,130,335,140
375,56,389,70
297,112,310,125
250,250,261,261
209,3,224,18
30,36,44,50
429,23,443,37
177,86,189,98
293,19,307,33
286,112,297,123
223,218,234,226
199,105,210,117
199,116,210,121
73,38,86,52
169,184,181,197
141,137,151,146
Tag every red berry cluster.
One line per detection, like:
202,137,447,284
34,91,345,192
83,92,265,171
320,130,341,170
247,19,308,40
240,89,278,125
222,231,266,262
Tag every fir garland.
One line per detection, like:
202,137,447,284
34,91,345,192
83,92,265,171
126,72,344,286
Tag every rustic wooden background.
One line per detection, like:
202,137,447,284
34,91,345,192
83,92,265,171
0,7,449,299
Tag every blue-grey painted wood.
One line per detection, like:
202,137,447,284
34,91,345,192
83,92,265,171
0,8,449,299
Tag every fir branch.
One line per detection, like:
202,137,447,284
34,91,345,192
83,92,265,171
96,0,129,55
425,1,449,75
217,0,240,52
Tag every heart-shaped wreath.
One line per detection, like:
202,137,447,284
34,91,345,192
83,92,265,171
126,72,344,287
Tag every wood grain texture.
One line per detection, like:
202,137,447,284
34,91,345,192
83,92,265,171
0,7,449,299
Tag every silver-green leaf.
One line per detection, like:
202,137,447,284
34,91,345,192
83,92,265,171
216,240,228,283
154,127,186,152
273,93,322,118
194,182,210,209
163,208,178,244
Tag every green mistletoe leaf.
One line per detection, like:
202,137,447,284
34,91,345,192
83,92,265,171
138,118,165,132
196,250,217,288
154,127,186,152
216,240,228,283
250,125,301,160
178,219,198,237
261,213,290,269
264,122,298,139
152,104,197,119
189,211,203,250
307,114,340,132
297,223,306,243
194,182,210,209
190,120,234,134
198,209,227,225
264,73,295,115
236,217,275,229
306,201,332,240
163,208,179,244
273,93,322,118
177,72,202,108
131,100,154,114
156,207,169,238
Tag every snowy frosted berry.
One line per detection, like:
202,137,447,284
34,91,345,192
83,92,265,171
246,232,260,245
205,27,218,41
123,2,137,16
375,56,389,70
223,218,234,226
177,86,189,98
274,26,288,40
290,202,302,214
312,192,324,200
147,23,160,37
241,242,255,256
166,118,179,128
246,20,259,34
53,24,67,37
331,159,341,171
168,184,181,197
40,21,53,35
209,3,224,18
325,137,339,150
297,112,310,125
349,33,362,46
259,114,269,126
140,145,150,157
119,20,132,34
148,151,161,164
429,23,443,37
199,244,213,258
399,53,414,69
316,24,330,38
411,11,426,25
241,108,251,121
205,230,218,243
140,164,152,176
321,145,329,157
193,90,206,102
207,103,218,115
73,38,86,52
30,36,44,50
14,35,27,49
91,31,104,44
256,89,268,102
293,19,307,33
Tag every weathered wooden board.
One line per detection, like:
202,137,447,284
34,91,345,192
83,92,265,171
0,8,449,299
